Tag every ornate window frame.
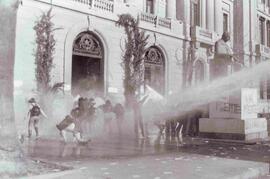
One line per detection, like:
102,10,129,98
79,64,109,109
72,32,103,58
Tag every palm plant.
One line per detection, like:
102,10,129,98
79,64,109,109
33,8,63,116
116,14,149,107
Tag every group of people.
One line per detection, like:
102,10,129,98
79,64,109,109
26,95,206,146
26,96,125,144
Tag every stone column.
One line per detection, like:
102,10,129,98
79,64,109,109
206,0,214,30
166,0,176,19
153,0,157,14
214,0,223,35
201,0,206,28
264,20,267,46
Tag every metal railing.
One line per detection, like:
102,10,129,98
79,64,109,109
140,12,157,25
72,0,91,5
93,0,114,12
140,12,171,29
72,0,114,13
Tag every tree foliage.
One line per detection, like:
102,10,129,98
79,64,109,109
33,9,64,116
116,14,149,106
33,8,56,93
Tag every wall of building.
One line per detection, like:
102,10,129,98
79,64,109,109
18,0,267,124
14,0,185,105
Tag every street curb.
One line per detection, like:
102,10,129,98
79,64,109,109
18,158,75,179
19,168,81,179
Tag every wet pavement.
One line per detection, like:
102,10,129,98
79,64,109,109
19,133,270,178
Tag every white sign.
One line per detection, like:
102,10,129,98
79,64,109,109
108,87,118,93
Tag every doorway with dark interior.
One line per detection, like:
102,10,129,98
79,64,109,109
71,32,104,96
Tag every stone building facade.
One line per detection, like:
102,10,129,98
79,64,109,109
233,0,270,114
15,0,235,102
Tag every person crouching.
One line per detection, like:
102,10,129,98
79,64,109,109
56,107,89,145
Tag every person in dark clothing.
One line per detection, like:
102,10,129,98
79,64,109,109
113,103,125,135
56,106,89,145
165,118,177,138
88,98,96,121
27,98,47,138
82,98,96,138
77,97,90,137
101,100,114,134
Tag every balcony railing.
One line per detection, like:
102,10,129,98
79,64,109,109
191,26,215,44
139,12,171,29
93,0,114,12
72,0,114,13
72,0,91,5
140,12,157,25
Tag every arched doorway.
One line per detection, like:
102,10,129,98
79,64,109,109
72,32,104,96
144,46,165,95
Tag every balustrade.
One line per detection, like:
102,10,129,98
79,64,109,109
72,0,114,12
140,12,171,29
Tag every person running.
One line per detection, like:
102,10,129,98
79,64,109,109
56,107,89,145
27,98,47,139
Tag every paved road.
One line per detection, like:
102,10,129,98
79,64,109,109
20,134,270,178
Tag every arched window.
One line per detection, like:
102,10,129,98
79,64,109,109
144,46,165,94
194,60,204,84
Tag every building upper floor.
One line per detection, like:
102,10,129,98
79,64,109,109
27,0,235,45
246,0,270,59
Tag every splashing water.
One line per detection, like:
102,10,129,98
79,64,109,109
15,60,270,139
165,60,270,117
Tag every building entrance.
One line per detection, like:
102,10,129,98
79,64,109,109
71,32,104,95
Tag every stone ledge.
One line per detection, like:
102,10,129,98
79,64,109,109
199,131,268,141
199,118,267,134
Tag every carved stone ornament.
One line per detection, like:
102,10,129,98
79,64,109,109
73,33,102,58
145,47,164,65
